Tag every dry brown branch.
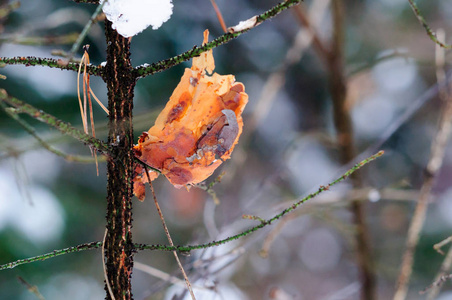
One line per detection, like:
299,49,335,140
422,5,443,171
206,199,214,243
292,4,330,64
421,273,452,296
426,245,452,299
145,170,196,300
394,30,452,300
247,0,330,134
259,214,295,258
323,1,376,298
434,236,452,256
209,0,227,33
17,276,46,300
286,5,380,299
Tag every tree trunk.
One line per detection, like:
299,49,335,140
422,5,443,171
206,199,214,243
103,20,136,300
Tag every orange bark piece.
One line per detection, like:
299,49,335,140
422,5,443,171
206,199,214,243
133,30,248,201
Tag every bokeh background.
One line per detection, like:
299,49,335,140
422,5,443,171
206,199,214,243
1,0,452,299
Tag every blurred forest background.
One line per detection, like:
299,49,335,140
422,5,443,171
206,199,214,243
1,0,452,299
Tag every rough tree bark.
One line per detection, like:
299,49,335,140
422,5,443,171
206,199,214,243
103,20,136,299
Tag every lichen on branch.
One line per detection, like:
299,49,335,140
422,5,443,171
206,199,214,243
0,56,104,76
0,89,109,155
133,0,304,78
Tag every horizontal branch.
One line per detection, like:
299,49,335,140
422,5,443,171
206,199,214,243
0,242,102,270
72,0,99,4
0,56,103,76
0,101,104,163
133,0,304,78
0,151,384,271
0,89,110,155
137,151,385,253
0,32,79,46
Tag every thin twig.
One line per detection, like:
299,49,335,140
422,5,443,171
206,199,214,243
209,0,227,33
426,245,452,299
0,101,104,163
194,171,225,205
259,214,294,258
247,0,330,134
144,167,196,300
0,56,103,76
407,0,451,49
133,0,303,78
17,276,46,300
353,75,448,168
102,229,115,300
292,4,330,64
394,33,452,300
67,1,106,60
0,109,158,161
0,242,102,270
0,89,110,155
421,273,452,295
347,50,410,77
73,0,99,3
0,32,79,46
434,236,452,256
134,261,209,291
135,261,188,288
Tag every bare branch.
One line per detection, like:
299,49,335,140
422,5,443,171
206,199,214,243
426,243,452,299
145,169,196,300
67,2,106,60
17,277,46,300
0,33,79,46
394,35,452,300
421,273,452,295
325,0,376,298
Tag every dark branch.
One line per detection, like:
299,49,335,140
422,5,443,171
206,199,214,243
137,151,384,253
72,0,99,4
0,89,110,155
0,56,104,76
0,242,102,270
133,0,304,78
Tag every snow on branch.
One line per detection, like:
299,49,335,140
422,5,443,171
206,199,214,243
102,0,173,38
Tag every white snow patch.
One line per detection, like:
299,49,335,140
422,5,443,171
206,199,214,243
102,0,173,38
228,16,258,33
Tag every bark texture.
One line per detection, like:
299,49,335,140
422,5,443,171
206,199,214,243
103,20,136,300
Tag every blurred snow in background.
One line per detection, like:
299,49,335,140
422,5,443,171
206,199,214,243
0,151,65,244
